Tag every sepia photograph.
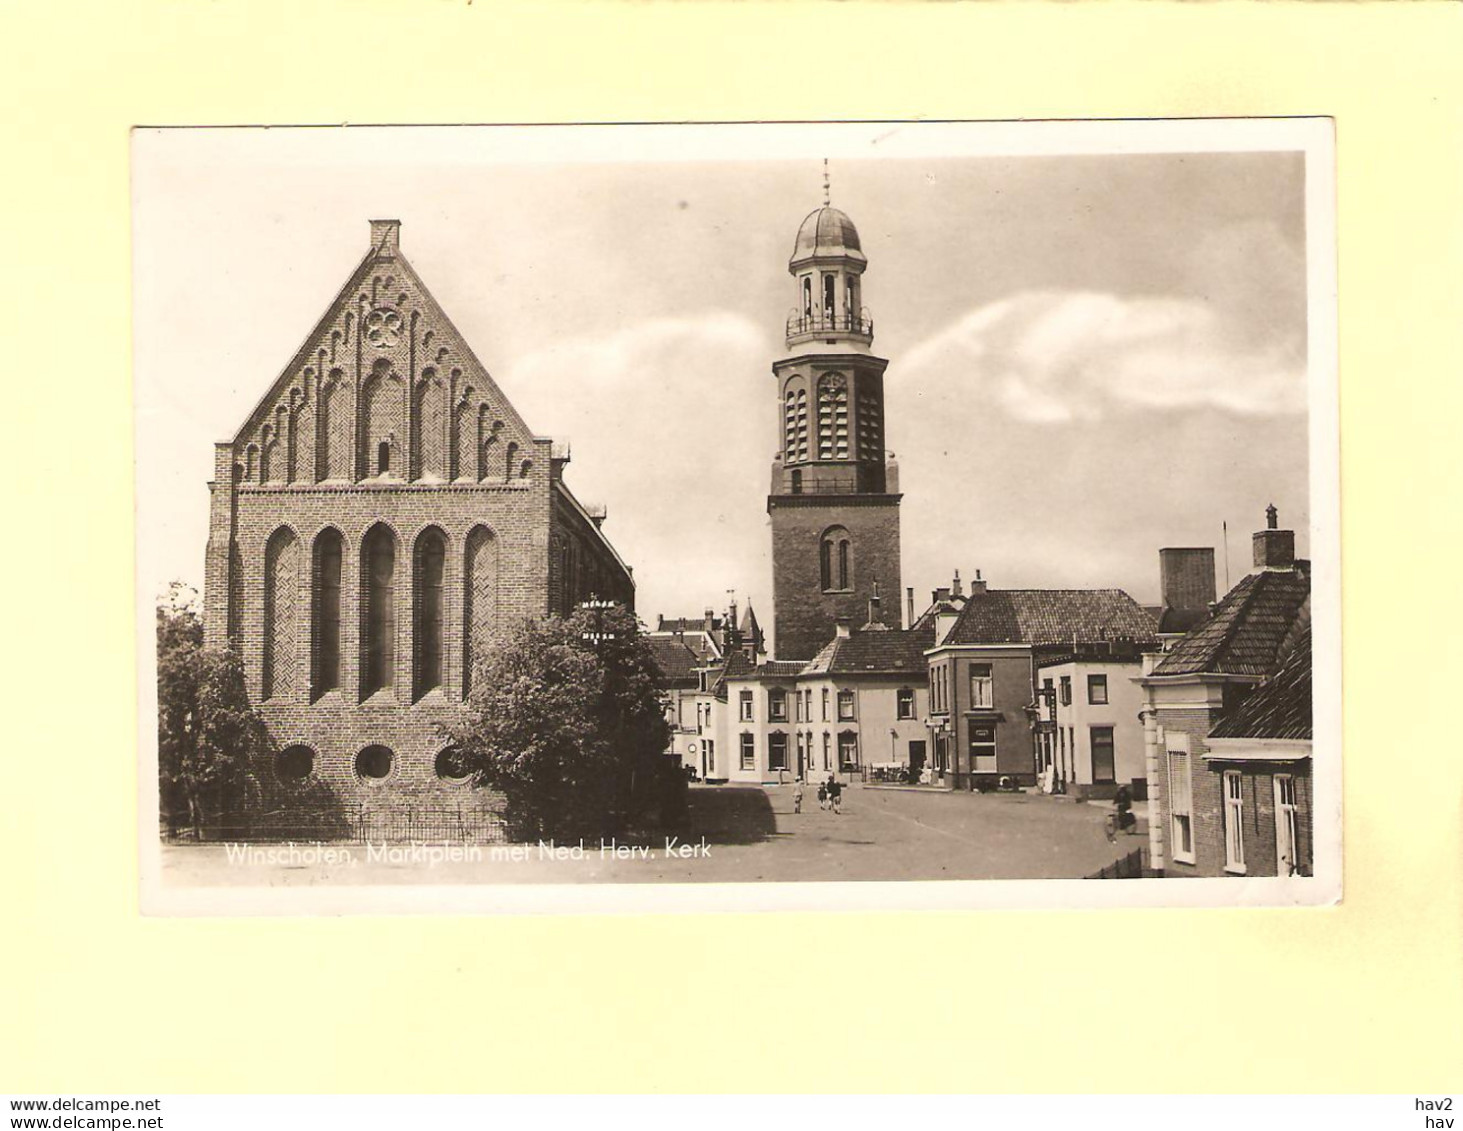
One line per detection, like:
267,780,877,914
132,120,1338,913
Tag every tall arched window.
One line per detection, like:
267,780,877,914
413,528,447,698
820,526,851,592
361,524,396,698
311,528,343,698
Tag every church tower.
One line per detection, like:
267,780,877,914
768,196,903,661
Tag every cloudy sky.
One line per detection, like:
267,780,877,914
133,123,1317,633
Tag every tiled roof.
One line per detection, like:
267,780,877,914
805,623,936,676
756,659,806,679
1151,570,1310,677
656,616,722,634
645,637,701,686
941,588,1158,648
1210,625,1312,741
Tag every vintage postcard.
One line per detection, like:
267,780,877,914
132,119,1338,914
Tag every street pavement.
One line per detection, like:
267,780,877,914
160,784,1148,886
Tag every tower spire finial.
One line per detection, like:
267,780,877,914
822,158,830,207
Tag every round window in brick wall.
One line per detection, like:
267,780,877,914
274,745,315,784
435,746,475,782
355,744,394,782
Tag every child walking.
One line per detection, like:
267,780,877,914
817,781,828,810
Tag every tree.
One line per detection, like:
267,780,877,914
156,583,269,837
447,604,676,842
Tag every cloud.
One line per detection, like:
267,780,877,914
500,312,778,620
902,287,1307,424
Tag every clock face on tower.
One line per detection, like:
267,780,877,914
364,305,403,349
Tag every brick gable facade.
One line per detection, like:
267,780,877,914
203,220,633,835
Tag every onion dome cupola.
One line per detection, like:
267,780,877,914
787,204,873,350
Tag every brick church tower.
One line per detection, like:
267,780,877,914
768,199,903,661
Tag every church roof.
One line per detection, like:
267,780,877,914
941,588,1157,648
791,206,866,266
1151,570,1310,678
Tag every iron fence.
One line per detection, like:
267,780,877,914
163,802,507,845
1086,846,1146,879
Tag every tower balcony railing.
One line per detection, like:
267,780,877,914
786,308,874,347
776,459,893,496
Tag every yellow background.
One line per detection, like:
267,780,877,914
4,0,1461,1093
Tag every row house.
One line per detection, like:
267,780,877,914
1034,640,1151,799
686,593,930,785
926,576,1157,791
799,610,933,782
1139,507,1312,877
648,602,762,781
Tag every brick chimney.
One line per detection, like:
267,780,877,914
1160,547,1217,609
1253,504,1296,571
970,569,987,595
369,219,401,258
952,569,963,599
834,616,853,640
867,589,884,627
